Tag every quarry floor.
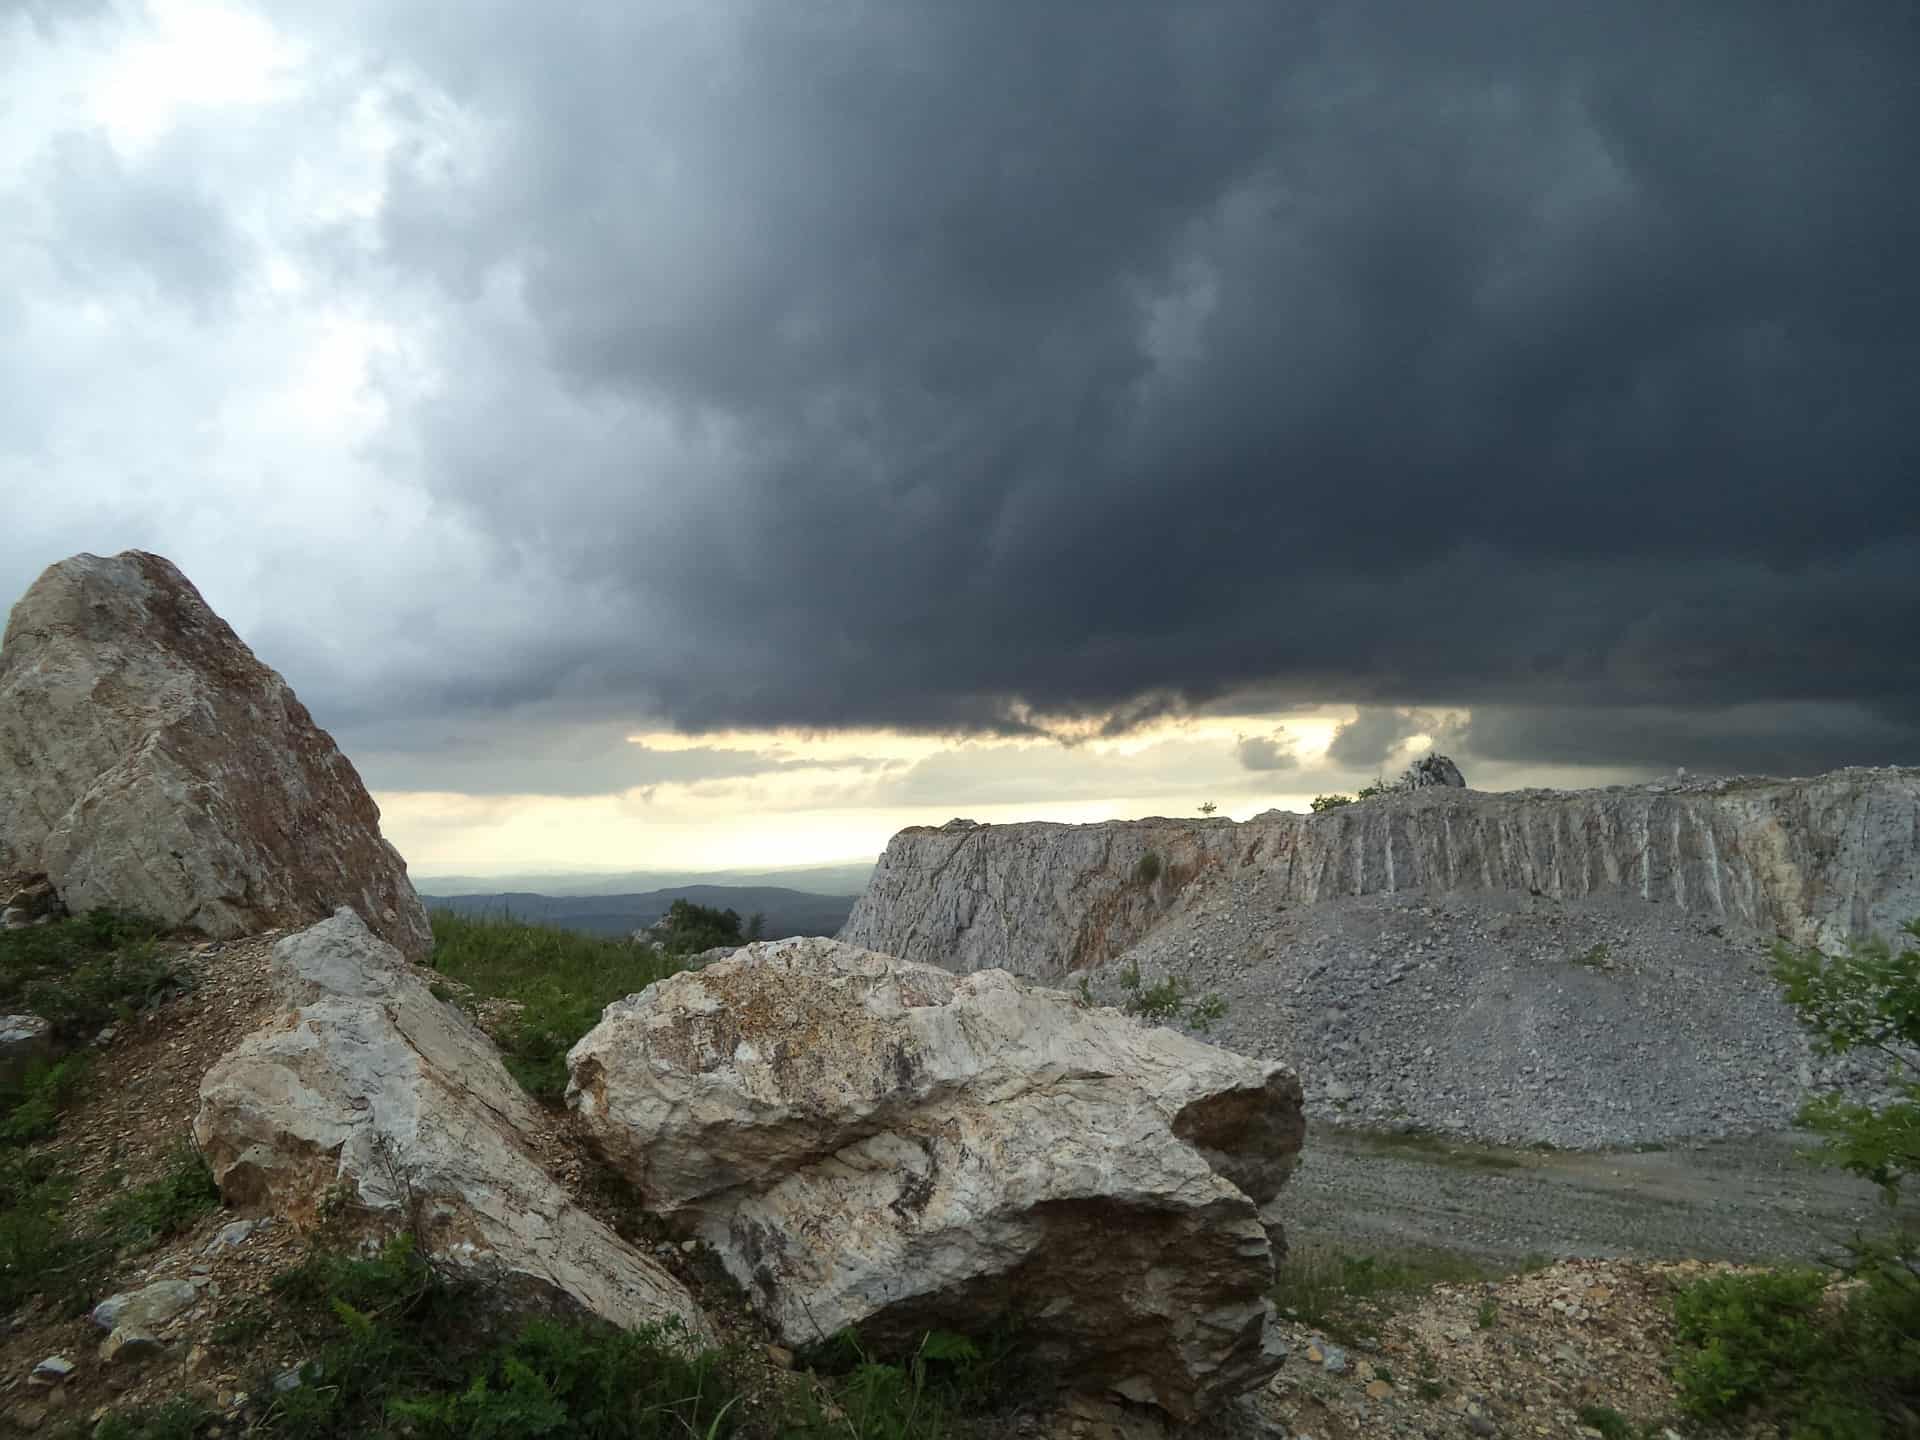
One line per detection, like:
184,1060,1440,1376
1291,1124,1887,1267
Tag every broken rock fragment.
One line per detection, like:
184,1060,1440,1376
194,909,711,1344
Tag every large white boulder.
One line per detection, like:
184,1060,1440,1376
0,551,430,957
566,937,1304,1421
195,909,711,1344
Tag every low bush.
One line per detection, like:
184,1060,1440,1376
1309,794,1354,813
1662,916,1920,1437
1113,958,1228,1033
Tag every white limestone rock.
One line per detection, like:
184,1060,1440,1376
0,551,429,957
840,768,1920,975
194,909,711,1344
566,937,1304,1421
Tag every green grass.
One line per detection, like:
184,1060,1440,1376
0,911,217,1318
0,908,180,1046
1273,1243,1517,1344
426,911,690,1100
111,1233,1018,1440
1,1140,219,1318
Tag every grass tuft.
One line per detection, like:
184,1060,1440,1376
426,911,689,1101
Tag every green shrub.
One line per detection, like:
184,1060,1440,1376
0,1053,90,1144
1133,851,1162,886
1114,958,1228,1033
1668,917,1920,1435
652,899,747,957
1310,794,1354,813
1671,1269,1830,1417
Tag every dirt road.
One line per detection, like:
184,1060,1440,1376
1288,1126,1892,1265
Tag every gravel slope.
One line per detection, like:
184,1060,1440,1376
1081,876,1895,1149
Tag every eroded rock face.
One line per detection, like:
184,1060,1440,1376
840,768,1920,976
566,937,1304,1421
0,551,429,957
194,909,711,1344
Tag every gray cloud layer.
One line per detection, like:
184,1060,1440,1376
7,0,1919,784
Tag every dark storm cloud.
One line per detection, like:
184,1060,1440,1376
1326,707,1441,770
1235,733,1299,773
1458,702,1920,779
264,1,1920,773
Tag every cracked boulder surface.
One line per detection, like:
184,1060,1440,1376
566,936,1305,1422
194,908,712,1344
0,549,429,957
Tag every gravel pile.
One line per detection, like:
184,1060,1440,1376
1078,873,1894,1150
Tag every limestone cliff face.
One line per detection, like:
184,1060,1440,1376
840,769,1920,977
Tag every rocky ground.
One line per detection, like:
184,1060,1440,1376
1,926,1895,1440
1248,1257,1737,1440
1084,877,1895,1150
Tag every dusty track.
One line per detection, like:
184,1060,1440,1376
1289,1126,1890,1265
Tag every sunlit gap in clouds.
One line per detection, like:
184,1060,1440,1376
374,706,1468,877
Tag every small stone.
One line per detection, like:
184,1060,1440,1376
99,1331,165,1367
205,1219,260,1253
1467,1417,1496,1438
1319,1344,1349,1375
680,1240,699,1254
1365,1379,1392,1401
28,1357,74,1387
273,1364,308,1393
91,1278,202,1333
765,1344,795,1370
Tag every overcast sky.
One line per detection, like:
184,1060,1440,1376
4,1,1916,876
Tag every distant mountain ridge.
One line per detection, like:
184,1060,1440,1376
416,860,874,899
420,884,858,940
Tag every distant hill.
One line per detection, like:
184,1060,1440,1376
415,859,875,899
418,884,858,940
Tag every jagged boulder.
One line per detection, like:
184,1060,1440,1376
566,936,1305,1421
0,551,429,956
1400,753,1466,789
194,909,712,1344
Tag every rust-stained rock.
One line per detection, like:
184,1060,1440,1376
566,936,1305,1422
0,551,429,956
